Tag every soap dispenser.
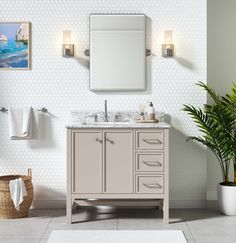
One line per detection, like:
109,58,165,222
147,102,155,120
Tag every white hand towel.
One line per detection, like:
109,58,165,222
9,178,28,210
8,106,39,140
22,107,32,137
9,107,23,139
30,108,39,139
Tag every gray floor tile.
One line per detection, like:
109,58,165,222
27,209,55,219
0,209,54,239
117,208,193,240
0,239,41,243
181,208,221,221
117,208,182,226
194,237,231,243
186,239,196,243
41,208,118,239
39,239,48,243
0,221,49,239
1,208,235,243
182,209,236,240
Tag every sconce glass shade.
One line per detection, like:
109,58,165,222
162,30,174,57
63,30,71,44
62,30,74,57
164,31,173,44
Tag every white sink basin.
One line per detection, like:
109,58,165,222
84,121,131,125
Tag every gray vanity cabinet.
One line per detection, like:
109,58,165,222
67,127,169,224
104,131,133,193
72,131,102,194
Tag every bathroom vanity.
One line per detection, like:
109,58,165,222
66,117,170,224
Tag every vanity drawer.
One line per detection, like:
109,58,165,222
136,130,164,150
136,175,164,194
136,153,164,172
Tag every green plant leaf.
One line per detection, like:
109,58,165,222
183,81,236,183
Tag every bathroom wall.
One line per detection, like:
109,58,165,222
0,0,207,208
207,0,236,200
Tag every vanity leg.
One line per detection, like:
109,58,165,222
159,199,163,210
163,198,169,224
66,197,73,224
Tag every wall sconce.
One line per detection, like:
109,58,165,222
62,30,74,57
162,30,174,57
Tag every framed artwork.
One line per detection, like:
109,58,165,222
0,22,30,69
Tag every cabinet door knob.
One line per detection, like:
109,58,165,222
95,138,102,143
106,138,114,144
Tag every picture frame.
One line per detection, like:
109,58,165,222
0,22,31,70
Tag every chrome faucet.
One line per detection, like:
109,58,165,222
104,100,108,122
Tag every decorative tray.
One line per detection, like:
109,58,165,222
135,119,159,123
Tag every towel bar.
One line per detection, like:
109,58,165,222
0,107,48,113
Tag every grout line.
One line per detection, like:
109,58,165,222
180,209,196,242
39,209,56,242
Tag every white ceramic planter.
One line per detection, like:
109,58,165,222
217,183,236,215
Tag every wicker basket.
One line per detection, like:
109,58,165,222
0,169,34,219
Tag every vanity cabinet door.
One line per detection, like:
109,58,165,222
73,131,102,193
104,131,133,193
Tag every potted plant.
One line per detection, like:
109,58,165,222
183,82,236,215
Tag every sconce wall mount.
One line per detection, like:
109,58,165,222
62,44,74,57
162,44,174,57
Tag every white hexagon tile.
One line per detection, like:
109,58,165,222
0,0,207,205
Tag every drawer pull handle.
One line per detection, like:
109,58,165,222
143,183,162,189
95,138,103,143
143,161,162,166
106,138,114,144
143,139,162,144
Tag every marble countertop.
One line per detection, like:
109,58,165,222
66,111,171,129
66,121,170,129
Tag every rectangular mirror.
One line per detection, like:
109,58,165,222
90,14,146,91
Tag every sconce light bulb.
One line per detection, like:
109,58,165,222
65,39,70,45
166,39,171,45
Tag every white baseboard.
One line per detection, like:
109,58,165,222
31,199,207,209
207,190,217,200
32,200,66,209
207,200,218,209
170,200,206,208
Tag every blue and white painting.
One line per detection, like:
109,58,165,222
0,22,30,69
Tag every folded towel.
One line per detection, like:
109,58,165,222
22,107,32,137
9,178,28,210
8,106,39,140
31,108,39,139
